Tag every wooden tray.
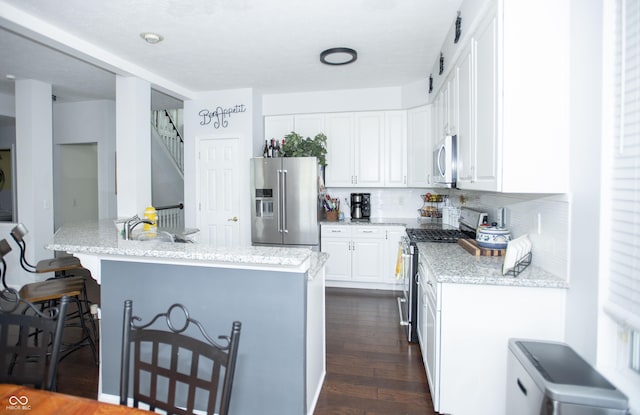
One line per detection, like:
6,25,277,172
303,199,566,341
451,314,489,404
458,238,506,257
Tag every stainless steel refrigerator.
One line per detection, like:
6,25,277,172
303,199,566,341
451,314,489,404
250,157,321,247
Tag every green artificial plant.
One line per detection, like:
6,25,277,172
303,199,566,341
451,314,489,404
281,131,328,167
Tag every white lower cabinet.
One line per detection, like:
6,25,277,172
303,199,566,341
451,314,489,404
321,224,405,288
418,254,565,415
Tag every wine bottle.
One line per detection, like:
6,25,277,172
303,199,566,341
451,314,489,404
273,139,280,157
262,140,269,158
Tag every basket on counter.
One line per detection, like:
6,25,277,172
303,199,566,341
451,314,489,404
418,206,442,218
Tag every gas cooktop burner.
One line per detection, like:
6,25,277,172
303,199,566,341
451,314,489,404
406,228,467,243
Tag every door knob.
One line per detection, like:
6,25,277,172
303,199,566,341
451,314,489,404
228,216,238,222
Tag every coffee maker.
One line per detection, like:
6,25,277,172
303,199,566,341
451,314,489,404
350,193,371,221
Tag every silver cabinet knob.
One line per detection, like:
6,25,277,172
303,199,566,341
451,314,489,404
228,216,238,222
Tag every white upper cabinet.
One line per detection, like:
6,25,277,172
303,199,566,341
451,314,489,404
384,111,407,187
456,43,474,187
267,110,409,188
407,105,433,187
293,114,325,139
324,111,408,188
432,0,570,193
354,112,385,187
324,113,355,187
264,115,294,144
469,13,499,190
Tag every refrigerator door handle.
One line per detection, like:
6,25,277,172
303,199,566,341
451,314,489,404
282,169,288,233
277,169,283,233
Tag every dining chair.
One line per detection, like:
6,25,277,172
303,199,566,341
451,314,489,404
0,239,98,365
0,287,70,391
120,300,241,415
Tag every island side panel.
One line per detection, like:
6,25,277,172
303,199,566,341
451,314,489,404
100,260,307,415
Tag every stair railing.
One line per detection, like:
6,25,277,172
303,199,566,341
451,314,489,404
156,203,184,230
152,110,184,173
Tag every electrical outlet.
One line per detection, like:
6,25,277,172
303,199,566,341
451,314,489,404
398,196,405,206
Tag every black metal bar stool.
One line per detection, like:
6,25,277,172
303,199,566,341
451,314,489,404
0,239,97,365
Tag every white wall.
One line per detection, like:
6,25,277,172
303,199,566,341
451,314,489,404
262,86,404,115
183,88,254,245
53,100,116,222
0,92,15,117
564,0,603,365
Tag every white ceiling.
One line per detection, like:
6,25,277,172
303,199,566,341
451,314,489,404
0,0,462,106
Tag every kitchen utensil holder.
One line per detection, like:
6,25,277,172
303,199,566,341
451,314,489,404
505,251,532,277
326,210,338,222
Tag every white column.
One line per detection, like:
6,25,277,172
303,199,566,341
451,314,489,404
14,79,54,264
115,76,151,217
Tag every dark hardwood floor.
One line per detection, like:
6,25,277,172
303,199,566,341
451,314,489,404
54,284,435,414
314,288,435,415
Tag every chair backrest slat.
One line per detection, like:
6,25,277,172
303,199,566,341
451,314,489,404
0,291,69,390
120,300,241,415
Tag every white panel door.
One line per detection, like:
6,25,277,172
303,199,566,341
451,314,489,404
384,111,407,187
197,138,240,247
324,112,355,187
351,238,384,282
354,112,384,187
407,105,432,187
473,15,499,190
322,238,351,281
456,44,474,187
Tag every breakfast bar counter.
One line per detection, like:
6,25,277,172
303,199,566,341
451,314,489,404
47,220,328,415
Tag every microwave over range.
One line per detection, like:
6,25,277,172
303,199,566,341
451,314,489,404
432,135,457,188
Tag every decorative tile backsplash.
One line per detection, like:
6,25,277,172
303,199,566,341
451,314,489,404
325,187,570,279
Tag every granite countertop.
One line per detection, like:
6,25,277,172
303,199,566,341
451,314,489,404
47,220,314,270
321,217,453,229
417,242,568,289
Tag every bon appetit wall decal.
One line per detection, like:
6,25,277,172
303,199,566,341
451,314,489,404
198,104,247,128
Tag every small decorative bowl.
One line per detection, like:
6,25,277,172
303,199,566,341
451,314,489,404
476,227,512,249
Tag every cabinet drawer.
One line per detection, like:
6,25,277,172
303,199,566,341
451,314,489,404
352,227,385,238
321,226,350,238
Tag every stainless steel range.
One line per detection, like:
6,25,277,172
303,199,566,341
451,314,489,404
398,208,488,343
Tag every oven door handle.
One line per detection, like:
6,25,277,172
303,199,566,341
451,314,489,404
397,297,409,326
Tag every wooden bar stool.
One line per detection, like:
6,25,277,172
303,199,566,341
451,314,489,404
10,223,82,277
9,223,97,340
0,239,98,365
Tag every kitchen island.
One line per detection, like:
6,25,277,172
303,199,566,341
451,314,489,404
48,220,328,415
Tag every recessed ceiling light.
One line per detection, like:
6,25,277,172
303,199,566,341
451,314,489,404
5,74,15,80
320,47,358,66
140,32,164,44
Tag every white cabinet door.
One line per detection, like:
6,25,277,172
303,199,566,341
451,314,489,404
264,115,294,143
383,111,407,187
407,105,432,187
322,237,351,281
472,14,499,191
447,72,458,136
383,227,405,285
354,112,384,187
351,238,384,282
417,279,427,356
324,113,355,187
456,43,474,187
294,114,325,139
433,92,444,141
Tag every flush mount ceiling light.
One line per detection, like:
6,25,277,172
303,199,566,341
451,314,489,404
140,32,164,44
320,47,358,65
